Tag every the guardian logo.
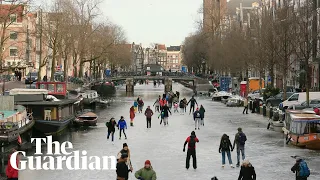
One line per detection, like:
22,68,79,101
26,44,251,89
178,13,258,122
11,136,116,170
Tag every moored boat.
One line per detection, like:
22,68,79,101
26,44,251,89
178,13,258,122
74,111,98,126
212,91,232,101
0,104,34,143
10,88,77,136
284,112,320,150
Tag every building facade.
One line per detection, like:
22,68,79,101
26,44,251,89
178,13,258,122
155,44,167,70
166,46,182,72
0,4,37,76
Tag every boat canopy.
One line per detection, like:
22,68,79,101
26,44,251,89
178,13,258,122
9,88,48,95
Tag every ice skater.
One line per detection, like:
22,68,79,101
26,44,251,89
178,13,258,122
193,108,201,130
219,134,234,168
106,118,117,143
199,105,205,126
173,102,179,113
187,96,198,115
183,131,199,169
161,104,171,126
129,106,135,126
118,116,127,140
144,106,154,128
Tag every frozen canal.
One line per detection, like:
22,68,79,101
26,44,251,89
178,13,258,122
20,82,320,180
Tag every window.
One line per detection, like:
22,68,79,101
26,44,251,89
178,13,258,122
10,32,17,40
288,94,299,101
146,67,150,70
172,55,176,58
7,62,11,66
9,47,18,57
10,14,17,23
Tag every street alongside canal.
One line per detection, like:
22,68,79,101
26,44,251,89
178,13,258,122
19,82,320,180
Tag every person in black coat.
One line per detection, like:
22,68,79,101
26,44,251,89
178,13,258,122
238,159,256,180
116,153,131,180
106,118,117,142
161,104,171,126
219,134,234,168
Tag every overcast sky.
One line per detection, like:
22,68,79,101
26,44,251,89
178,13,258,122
102,0,202,47
33,0,202,47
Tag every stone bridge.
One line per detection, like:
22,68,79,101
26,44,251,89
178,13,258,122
106,75,199,93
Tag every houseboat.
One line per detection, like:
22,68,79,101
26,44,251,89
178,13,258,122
284,113,320,150
10,88,77,136
78,90,99,107
36,81,68,99
91,80,116,97
0,99,34,143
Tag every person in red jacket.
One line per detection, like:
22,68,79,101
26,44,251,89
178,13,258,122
183,131,199,169
6,149,19,180
129,106,135,126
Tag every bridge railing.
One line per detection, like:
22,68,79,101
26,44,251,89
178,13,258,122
106,72,198,78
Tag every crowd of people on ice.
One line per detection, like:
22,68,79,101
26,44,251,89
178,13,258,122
3,85,311,180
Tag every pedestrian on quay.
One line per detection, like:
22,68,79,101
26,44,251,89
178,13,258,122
6,149,18,180
187,96,198,114
135,160,157,180
232,127,247,167
199,105,205,126
243,97,249,114
161,104,171,126
118,116,127,140
106,118,117,143
153,95,161,113
117,143,133,172
193,108,201,130
291,157,310,180
219,134,234,168
183,131,199,170
237,159,256,180
179,99,186,114
144,106,154,128
116,153,131,180
130,106,135,127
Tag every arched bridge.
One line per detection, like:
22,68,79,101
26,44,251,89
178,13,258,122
107,76,196,82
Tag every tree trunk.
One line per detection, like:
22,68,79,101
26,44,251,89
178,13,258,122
64,52,68,81
73,51,78,77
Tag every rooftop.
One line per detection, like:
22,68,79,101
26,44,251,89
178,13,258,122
167,46,181,51
0,111,17,121
16,99,77,106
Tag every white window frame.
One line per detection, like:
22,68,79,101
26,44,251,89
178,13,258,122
10,14,17,23
9,47,18,57
10,31,17,40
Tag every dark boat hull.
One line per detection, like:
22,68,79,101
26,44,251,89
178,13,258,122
33,117,74,136
91,83,115,97
74,119,97,126
0,120,35,143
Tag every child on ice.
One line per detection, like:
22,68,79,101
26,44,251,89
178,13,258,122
174,102,179,113
133,101,138,113
158,111,165,125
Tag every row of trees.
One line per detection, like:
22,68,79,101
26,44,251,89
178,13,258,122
183,1,318,101
0,0,132,81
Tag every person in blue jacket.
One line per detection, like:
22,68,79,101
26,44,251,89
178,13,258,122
118,116,127,139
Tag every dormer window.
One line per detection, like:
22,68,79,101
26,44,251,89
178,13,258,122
10,14,17,23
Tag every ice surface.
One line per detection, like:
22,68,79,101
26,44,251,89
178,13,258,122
20,83,320,180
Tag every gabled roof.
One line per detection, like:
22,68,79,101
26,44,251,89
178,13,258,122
156,44,166,50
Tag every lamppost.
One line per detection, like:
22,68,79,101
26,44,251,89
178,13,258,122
28,63,33,89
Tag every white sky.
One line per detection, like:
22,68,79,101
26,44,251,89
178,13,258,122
33,0,203,47
102,0,202,46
